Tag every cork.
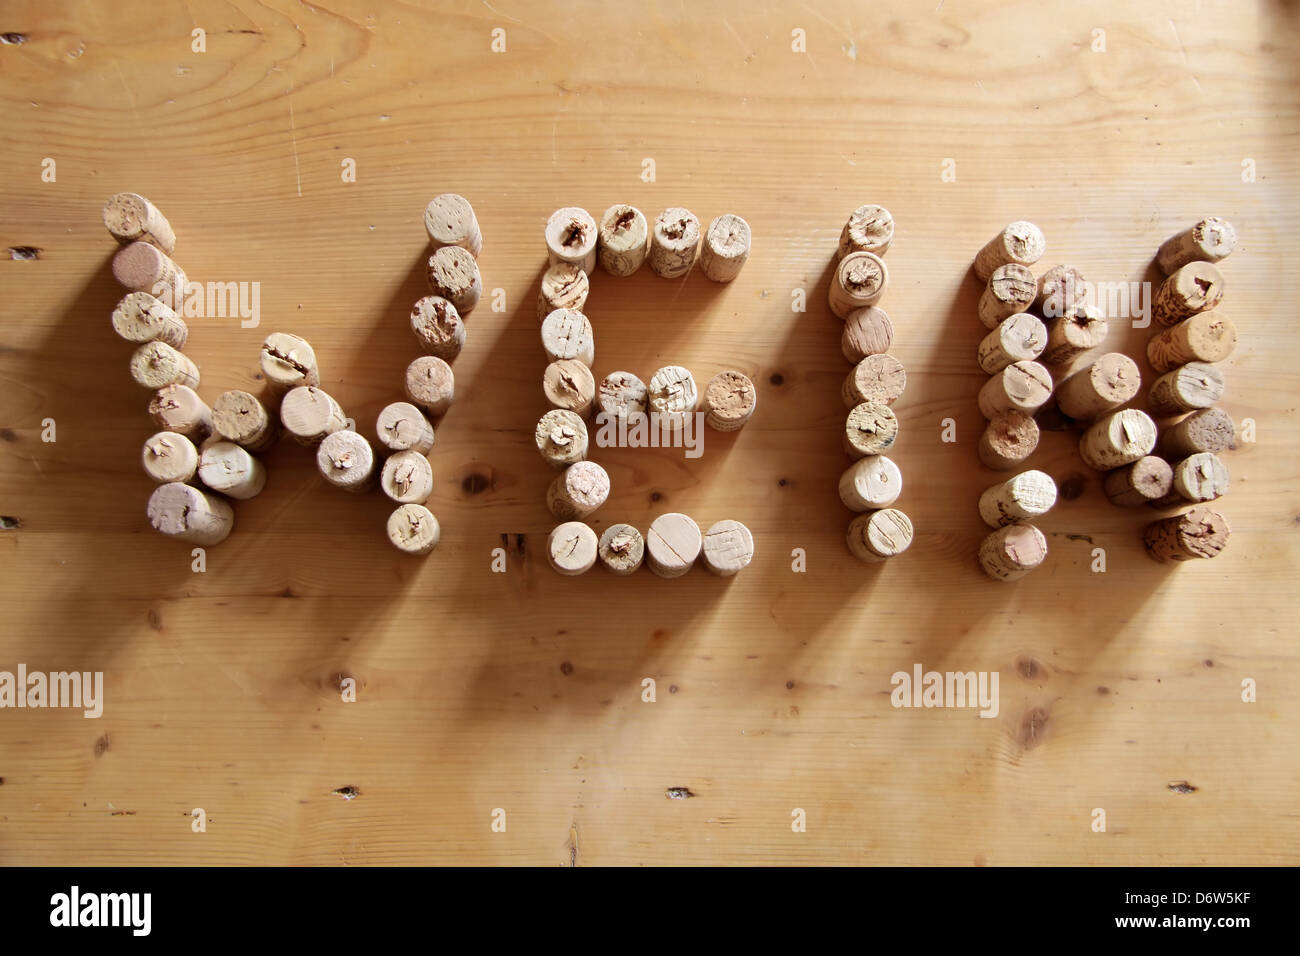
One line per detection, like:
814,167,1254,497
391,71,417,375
645,513,702,578
598,523,644,575
198,440,267,500
829,251,888,319
1040,303,1107,367
546,460,610,520
129,341,199,390
838,455,902,511
103,192,176,254
548,521,599,575
977,263,1036,329
212,389,277,453
837,204,894,260
147,482,234,545
1156,218,1237,275
1163,452,1230,504
409,296,466,361
699,214,751,282
543,360,597,417
280,385,347,445
404,356,456,417
702,519,754,576
1102,456,1173,507
380,450,434,505
546,207,598,274
977,312,1047,374
841,306,895,363
387,503,441,556
648,365,699,430
845,508,913,562
1078,408,1158,470
111,291,187,348
597,371,649,420
978,522,1048,581
1035,265,1089,319
142,431,199,484
978,470,1057,527
426,245,482,314
537,261,589,320
842,354,906,408
973,221,1045,283
1160,407,1234,459
1143,506,1230,562
704,370,757,432
535,409,588,468
976,360,1053,419
843,402,898,459
259,332,320,393
648,208,701,279
424,193,482,258
316,429,375,493
1153,261,1225,327
375,402,435,454
978,410,1040,471
1055,353,1141,421
540,308,595,367
149,384,211,440
111,241,188,310
1148,361,1224,417
1146,311,1236,373
597,204,649,276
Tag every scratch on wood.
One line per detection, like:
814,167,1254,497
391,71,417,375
288,90,302,197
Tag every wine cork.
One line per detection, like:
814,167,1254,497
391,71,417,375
829,251,888,319
111,291,187,348
424,193,482,258
380,450,434,505
546,207,598,274
1143,506,1230,562
977,312,1047,374
540,308,595,367
597,204,649,276
546,460,610,520
977,360,1053,419
537,261,589,320
648,365,699,429
1102,456,1173,507
699,214,751,282
842,354,906,408
973,221,1045,283
978,410,1040,471
1054,353,1140,421
978,522,1048,581
841,306,895,363
598,523,644,575
1156,218,1237,275
1153,261,1225,327
1163,452,1230,504
103,192,176,254
535,409,588,468
843,402,898,459
212,389,277,453
129,341,199,390
702,519,754,576
409,296,466,361
111,241,188,310
977,263,1036,329
142,431,199,483
1148,361,1224,417
1160,407,1234,459
978,470,1057,527
704,370,757,432
845,508,913,562
198,440,267,500
1078,408,1157,470
543,360,597,417
426,245,482,314
387,503,441,556
1146,311,1236,373
259,332,320,393
1035,264,1089,319
279,385,346,445
404,355,456,417
376,402,436,454
316,429,375,493
147,482,234,545
837,204,894,260
598,371,648,420
838,455,902,512
645,513,702,578
548,521,599,575
648,207,701,279
148,384,211,440
1040,303,1107,367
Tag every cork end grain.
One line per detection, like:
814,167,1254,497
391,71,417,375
544,360,597,416
142,431,198,483
381,450,434,505
548,460,610,520
149,384,210,438
978,411,1040,471
648,366,699,416
535,409,588,468
112,291,186,347
646,512,702,577
839,204,894,259
130,341,198,390
838,455,902,511
1162,407,1234,458
847,508,913,562
1144,506,1230,562
316,430,375,491
280,386,345,445
260,332,319,389
540,309,595,366
598,204,650,276
548,521,599,575
599,523,645,575
410,296,466,360
979,522,1047,581
424,193,481,257
147,482,234,545
844,402,899,459
112,241,167,289
843,354,906,408
375,402,435,454
103,192,175,253
979,263,1037,328
649,207,701,278
1036,264,1088,318
538,262,589,319
704,370,757,431
387,503,440,555
547,207,598,269
702,519,754,576
700,214,751,282
405,356,456,416
198,441,267,500
1103,455,1173,507
1172,452,1230,502
426,245,482,312
841,307,895,363
598,371,649,419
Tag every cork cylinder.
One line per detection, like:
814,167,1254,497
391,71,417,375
1146,312,1236,373
645,513,702,578
387,503,441,556
198,441,267,500
546,460,610,520
543,360,597,417
537,261,589,320
978,410,1040,471
977,312,1047,374
103,192,176,254
380,450,434,505
1164,452,1230,504
978,263,1036,329
829,251,889,319
147,482,234,546
540,309,595,367
699,214,751,282
212,390,278,453
598,523,644,575
1143,506,1230,562
130,341,199,390
280,386,347,446
1160,407,1234,459
376,402,435,454
258,332,319,393
1153,262,1225,327
149,384,211,440
977,361,1053,419
546,207,599,274
112,292,187,348
548,521,599,575
1156,218,1237,275
535,409,588,468
142,431,199,484
842,354,906,409
597,204,649,277
973,221,1046,283
426,246,482,314
1035,265,1089,319
1055,353,1141,421
648,208,701,279
316,430,375,493
1078,409,1158,470
409,296,466,361
978,522,1048,581
648,365,699,430
843,402,899,460
846,508,913,563
704,370,757,432
702,519,754,576
837,204,894,260
978,470,1057,528
598,371,649,421
405,356,456,417
111,241,188,310
838,455,902,512
1040,303,1107,367
1102,456,1173,507
424,193,482,258
841,306,895,363
1148,362,1224,418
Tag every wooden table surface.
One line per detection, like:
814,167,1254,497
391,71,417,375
1,0,1296,866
